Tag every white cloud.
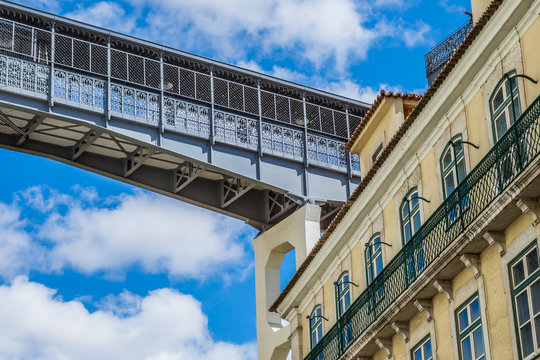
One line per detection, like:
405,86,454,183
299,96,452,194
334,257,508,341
64,2,138,34
15,0,431,73
0,276,256,360
33,189,250,278
0,186,253,280
438,0,466,14
0,202,44,279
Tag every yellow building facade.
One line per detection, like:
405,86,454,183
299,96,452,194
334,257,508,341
256,0,540,359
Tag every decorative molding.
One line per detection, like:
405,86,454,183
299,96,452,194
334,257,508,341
483,231,506,256
391,322,409,343
413,299,433,322
460,254,482,278
515,197,540,224
375,337,393,359
433,280,453,302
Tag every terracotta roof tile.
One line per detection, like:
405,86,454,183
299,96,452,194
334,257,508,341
269,0,504,314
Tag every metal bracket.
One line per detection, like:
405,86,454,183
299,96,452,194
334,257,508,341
175,163,205,193
264,191,300,224
220,177,256,209
125,146,155,177
72,130,101,160
17,115,43,146
483,231,506,256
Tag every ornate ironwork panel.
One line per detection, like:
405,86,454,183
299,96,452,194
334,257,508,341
425,20,473,85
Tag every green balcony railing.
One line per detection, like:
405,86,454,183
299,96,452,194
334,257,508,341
305,94,540,360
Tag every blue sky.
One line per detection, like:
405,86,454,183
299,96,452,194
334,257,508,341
0,0,470,358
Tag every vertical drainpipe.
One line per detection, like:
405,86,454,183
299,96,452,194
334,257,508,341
302,93,309,198
345,105,352,199
106,35,111,127
256,79,263,181
209,66,215,164
48,21,55,110
158,51,164,147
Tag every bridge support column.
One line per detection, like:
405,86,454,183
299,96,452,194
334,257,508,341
253,204,321,360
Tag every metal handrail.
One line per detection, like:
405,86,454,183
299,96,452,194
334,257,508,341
305,95,540,360
425,20,473,85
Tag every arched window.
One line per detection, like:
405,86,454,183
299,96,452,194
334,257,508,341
365,234,384,285
440,134,467,199
309,305,324,349
336,271,351,317
490,70,521,142
400,188,422,244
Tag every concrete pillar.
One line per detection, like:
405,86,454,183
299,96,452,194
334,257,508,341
253,204,321,360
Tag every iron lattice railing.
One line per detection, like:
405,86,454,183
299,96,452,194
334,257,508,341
0,16,365,141
304,95,540,360
0,52,361,173
425,20,473,86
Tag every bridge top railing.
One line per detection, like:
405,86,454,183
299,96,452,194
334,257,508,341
0,5,368,142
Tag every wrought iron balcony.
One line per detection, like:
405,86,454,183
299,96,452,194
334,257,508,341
304,95,540,360
425,20,473,86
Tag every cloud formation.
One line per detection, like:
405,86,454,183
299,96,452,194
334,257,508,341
23,0,431,74
0,186,253,280
0,277,256,360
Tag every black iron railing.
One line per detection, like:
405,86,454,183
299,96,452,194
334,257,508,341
425,20,473,86
304,95,540,360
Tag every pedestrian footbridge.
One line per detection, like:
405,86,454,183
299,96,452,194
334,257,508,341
0,1,367,230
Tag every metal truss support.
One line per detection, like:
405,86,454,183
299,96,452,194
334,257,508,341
17,115,43,146
220,177,255,209
0,112,25,137
264,190,300,224
125,146,155,177
72,130,101,160
175,163,205,193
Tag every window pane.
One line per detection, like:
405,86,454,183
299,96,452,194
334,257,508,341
445,173,456,195
376,255,383,275
424,339,432,359
513,261,526,287
461,336,473,360
414,348,422,360
344,292,350,310
405,223,412,243
527,249,539,275
520,322,535,357
495,112,508,140
517,291,531,325
443,148,452,169
411,194,419,207
473,327,485,357
457,158,467,183
535,315,540,351
402,202,410,217
413,212,421,234
493,88,504,111
532,280,540,315
455,141,464,155
470,298,481,322
459,308,470,332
